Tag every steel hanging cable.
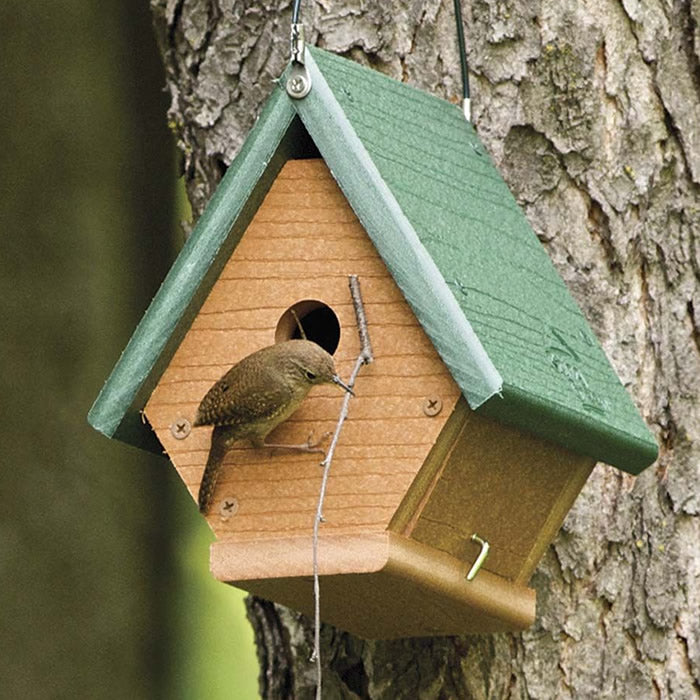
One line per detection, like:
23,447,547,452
292,0,302,25
453,0,471,113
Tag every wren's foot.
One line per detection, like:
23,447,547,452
307,430,333,451
264,430,332,455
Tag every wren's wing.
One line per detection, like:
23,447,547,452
194,351,294,431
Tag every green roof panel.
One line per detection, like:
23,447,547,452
301,47,657,473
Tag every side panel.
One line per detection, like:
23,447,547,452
393,398,595,584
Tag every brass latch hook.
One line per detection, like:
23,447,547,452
466,533,490,581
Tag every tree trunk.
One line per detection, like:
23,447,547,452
152,0,700,697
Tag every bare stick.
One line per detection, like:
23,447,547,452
290,308,307,340
349,274,373,363
311,275,372,699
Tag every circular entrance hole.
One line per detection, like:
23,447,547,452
275,300,341,355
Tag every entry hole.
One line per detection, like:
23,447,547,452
275,300,341,355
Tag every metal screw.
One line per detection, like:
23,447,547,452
288,75,308,95
170,417,191,439
423,396,442,417
219,498,239,520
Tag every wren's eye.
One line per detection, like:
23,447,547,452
305,370,317,381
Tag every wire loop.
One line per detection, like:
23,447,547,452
289,0,470,115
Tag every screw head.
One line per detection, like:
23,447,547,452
422,396,442,417
170,417,191,439
219,498,239,520
287,75,308,95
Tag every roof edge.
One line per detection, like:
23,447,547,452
478,385,659,474
295,47,503,408
88,87,298,447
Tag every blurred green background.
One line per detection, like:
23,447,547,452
0,1,258,697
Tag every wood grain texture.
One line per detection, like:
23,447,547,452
144,158,461,541
211,532,536,638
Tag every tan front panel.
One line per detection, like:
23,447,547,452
144,158,461,540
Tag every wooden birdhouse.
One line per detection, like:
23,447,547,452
89,47,657,639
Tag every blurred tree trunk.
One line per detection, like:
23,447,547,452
0,1,176,696
152,0,700,697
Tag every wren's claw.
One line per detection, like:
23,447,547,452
262,429,332,455
305,430,333,453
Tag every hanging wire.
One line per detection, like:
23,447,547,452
292,0,302,25
289,0,471,118
453,0,471,119
290,0,306,68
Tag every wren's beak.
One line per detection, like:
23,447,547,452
332,375,355,396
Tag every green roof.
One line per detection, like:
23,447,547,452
89,46,657,473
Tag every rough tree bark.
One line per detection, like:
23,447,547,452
151,0,699,697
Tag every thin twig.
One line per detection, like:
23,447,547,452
349,274,373,364
290,307,307,340
311,275,372,699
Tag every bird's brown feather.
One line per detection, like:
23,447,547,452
194,340,341,514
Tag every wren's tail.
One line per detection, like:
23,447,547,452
198,425,230,514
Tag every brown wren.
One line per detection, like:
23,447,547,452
194,339,352,514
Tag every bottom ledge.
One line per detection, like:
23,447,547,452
210,532,536,639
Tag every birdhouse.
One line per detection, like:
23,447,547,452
89,47,657,639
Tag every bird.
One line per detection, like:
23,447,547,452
194,339,353,514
